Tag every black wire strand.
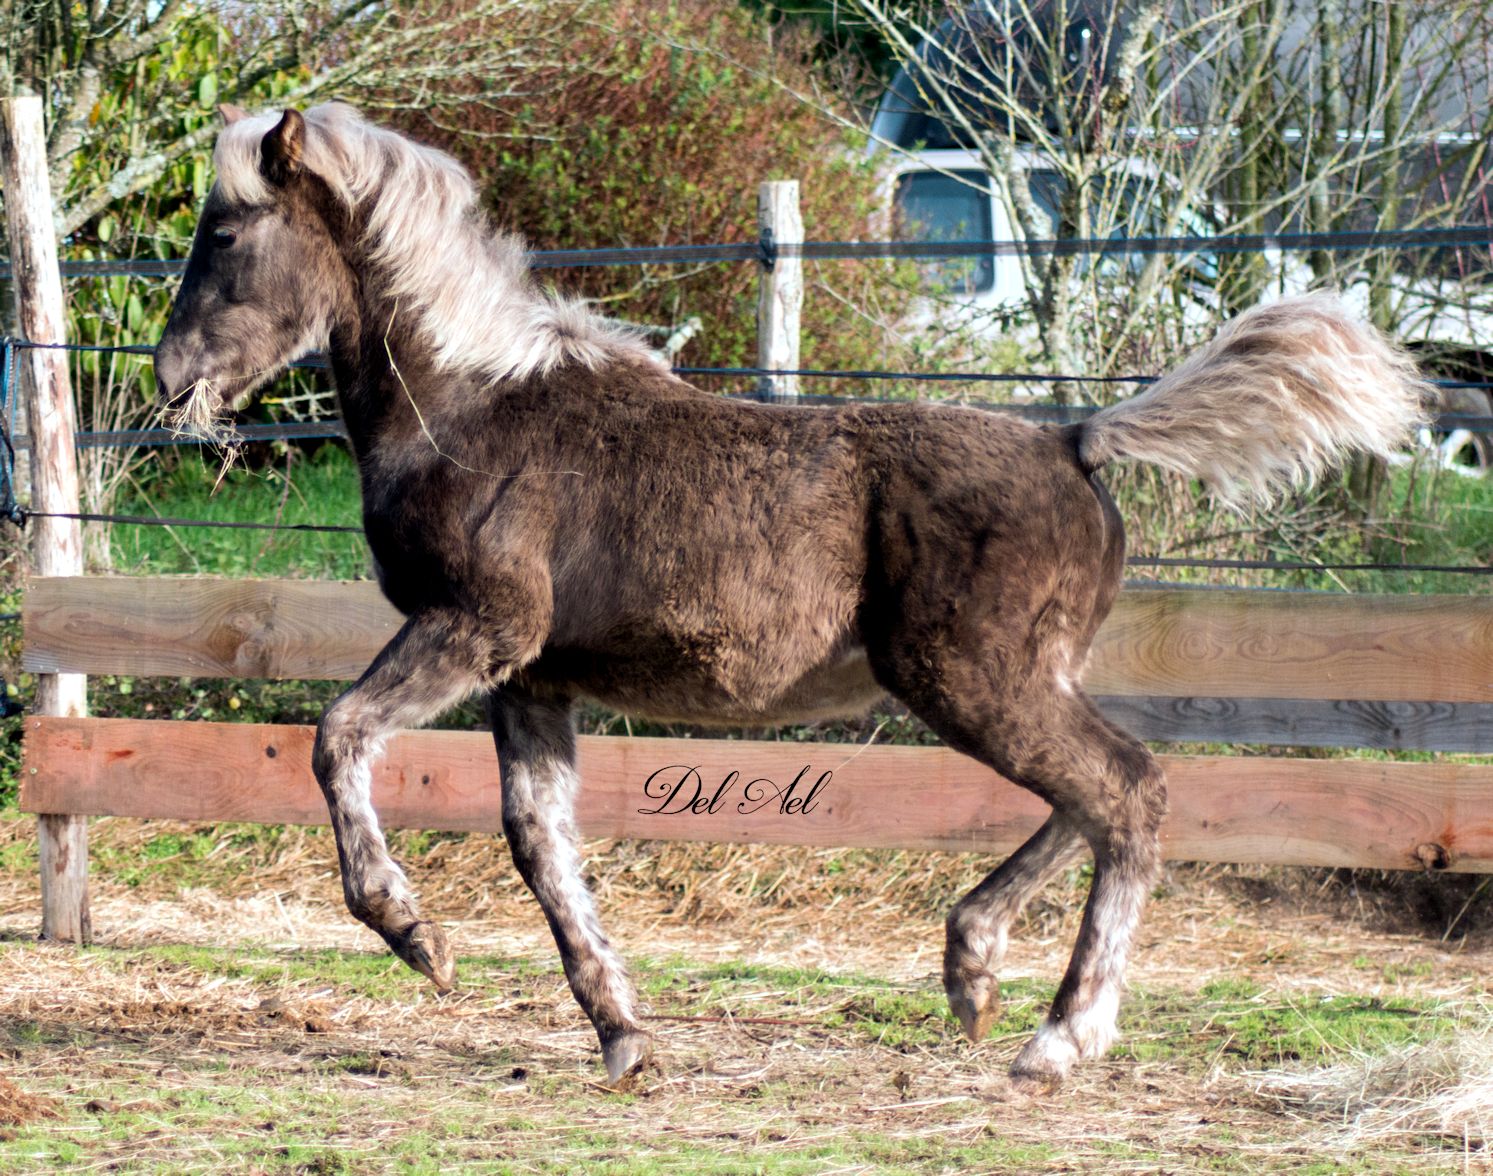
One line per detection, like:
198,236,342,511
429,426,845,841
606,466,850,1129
16,510,1489,575
8,222,1493,281
11,340,1493,399
21,509,362,534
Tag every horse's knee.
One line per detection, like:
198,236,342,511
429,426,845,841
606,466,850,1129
312,698,376,781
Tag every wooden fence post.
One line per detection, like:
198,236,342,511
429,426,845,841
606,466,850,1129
0,95,91,944
756,180,802,403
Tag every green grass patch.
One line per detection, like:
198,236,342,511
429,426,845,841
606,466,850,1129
106,941,443,999
1119,986,1457,1068
108,445,366,579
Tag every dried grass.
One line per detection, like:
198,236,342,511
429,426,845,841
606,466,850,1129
161,381,244,485
1253,1030,1493,1153
0,1078,60,1129
2,815,1491,1170
0,924,1295,1172
3,815,1488,988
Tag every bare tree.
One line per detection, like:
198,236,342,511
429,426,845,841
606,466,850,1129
1268,1,1493,334
844,0,1493,388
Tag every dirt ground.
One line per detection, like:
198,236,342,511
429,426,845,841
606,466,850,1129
0,821,1489,1173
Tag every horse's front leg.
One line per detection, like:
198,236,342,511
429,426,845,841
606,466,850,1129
488,686,651,1085
314,607,505,990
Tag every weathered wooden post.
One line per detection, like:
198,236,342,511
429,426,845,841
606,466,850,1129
0,95,91,943
756,180,802,403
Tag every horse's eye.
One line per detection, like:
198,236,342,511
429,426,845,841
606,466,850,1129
211,225,238,248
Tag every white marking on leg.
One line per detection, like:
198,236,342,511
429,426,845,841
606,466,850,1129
524,756,637,1026
323,725,417,925
1065,984,1122,1059
344,746,415,911
1012,1022,1079,1080
1068,863,1147,1057
1014,860,1148,1077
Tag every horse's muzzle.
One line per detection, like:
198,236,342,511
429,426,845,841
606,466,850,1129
152,338,191,407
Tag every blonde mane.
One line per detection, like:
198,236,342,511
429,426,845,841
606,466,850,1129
213,103,661,383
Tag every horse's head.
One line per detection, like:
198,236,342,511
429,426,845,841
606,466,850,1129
154,106,352,423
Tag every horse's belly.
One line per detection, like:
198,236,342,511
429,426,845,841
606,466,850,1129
550,644,885,727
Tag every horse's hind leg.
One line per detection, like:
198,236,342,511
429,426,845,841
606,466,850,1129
943,813,1086,1042
906,675,1166,1083
314,608,499,990
488,686,651,1086
1007,704,1166,1083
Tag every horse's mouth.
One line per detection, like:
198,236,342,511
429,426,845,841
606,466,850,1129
159,378,237,442
159,385,197,412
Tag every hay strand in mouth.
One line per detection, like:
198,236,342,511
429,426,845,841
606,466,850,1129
161,378,246,489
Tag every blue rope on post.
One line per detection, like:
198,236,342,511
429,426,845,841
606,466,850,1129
0,338,21,524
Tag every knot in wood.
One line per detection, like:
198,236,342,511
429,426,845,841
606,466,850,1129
232,638,273,676
223,604,279,676
1414,842,1451,872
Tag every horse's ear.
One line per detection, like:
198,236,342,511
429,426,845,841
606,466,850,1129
261,109,305,186
217,103,247,126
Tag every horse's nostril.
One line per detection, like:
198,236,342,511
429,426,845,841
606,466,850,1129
152,342,186,406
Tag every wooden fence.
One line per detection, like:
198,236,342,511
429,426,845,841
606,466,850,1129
6,107,1492,946
18,576,1493,893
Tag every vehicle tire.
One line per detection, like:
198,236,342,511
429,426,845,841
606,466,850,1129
1433,387,1493,474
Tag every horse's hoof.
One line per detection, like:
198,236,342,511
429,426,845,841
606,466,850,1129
1009,1027,1076,1087
1007,1068,1061,1096
602,1030,654,1088
390,921,457,992
946,976,1001,1042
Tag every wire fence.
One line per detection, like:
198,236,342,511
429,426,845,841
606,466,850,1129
9,222,1493,281
4,332,1490,578
3,224,1492,579
6,338,1492,444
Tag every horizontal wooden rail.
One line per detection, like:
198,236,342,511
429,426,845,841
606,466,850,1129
21,717,1493,872
25,577,1493,704
1094,695,1493,754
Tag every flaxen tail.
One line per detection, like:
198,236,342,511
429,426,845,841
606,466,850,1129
1077,293,1433,507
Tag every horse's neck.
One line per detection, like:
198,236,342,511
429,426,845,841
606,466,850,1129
326,313,442,458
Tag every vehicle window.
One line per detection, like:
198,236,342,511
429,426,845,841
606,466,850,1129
893,170,995,294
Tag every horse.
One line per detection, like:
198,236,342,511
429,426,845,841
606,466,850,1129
154,102,1429,1087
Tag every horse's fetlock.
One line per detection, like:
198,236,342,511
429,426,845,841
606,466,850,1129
345,862,416,928
945,916,1007,975
1055,984,1122,1059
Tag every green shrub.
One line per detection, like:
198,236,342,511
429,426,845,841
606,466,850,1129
392,0,916,380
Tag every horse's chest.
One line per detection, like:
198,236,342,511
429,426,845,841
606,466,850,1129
359,476,478,614
360,422,516,542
